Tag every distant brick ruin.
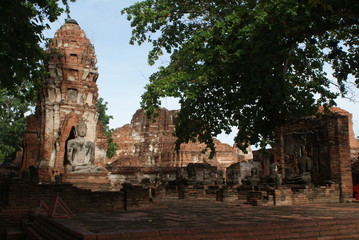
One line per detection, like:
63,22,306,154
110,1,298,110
109,108,252,169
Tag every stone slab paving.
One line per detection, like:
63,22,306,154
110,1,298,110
53,199,359,235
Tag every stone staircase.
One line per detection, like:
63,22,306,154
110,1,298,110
0,206,30,228
4,227,26,240
19,216,359,239
0,205,29,240
22,215,94,240
99,218,359,239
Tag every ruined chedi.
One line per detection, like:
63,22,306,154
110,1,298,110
22,19,107,182
109,108,252,169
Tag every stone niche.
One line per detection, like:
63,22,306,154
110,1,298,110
21,19,107,184
273,107,354,201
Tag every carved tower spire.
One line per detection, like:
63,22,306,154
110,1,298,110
22,20,107,180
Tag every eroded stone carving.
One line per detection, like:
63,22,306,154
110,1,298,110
261,163,282,187
242,167,260,187
284,154,312,185
66,120,104,173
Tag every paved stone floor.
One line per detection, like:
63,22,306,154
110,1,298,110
54,199,359,234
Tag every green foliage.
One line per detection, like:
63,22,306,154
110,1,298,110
97,98,113,127
0,0,75,94
106,138,118,159
0,0,75,163
96,98,118,158
0,85,35,163
123,0,359,156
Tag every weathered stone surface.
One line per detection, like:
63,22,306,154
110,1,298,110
22,20,107,182
109,108,252,169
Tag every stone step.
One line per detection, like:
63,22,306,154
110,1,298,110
23,215,90,240
5,227,26,240
23,226,47,240
0,206,30,213
31,221,71,240
93,218,359,239
16,204,359,240
20,214,359,240
0,206,30,230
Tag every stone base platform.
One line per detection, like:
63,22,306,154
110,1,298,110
61,173,113,191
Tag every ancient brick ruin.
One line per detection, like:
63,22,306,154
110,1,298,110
273,107,357,201
109,108,252,168
12,20,359,201
104,108,253,188
1,18,359,239
21,20,108,183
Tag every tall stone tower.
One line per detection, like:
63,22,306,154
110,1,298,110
22,20,107,181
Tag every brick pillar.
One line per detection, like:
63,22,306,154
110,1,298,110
328,115,352,201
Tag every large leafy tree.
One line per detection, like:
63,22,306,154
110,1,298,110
123,0,358,155
0,0,75,163
0,0,75,93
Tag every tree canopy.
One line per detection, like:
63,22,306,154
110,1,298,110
0,0,75,95
0,0,75,163
122,0,359,154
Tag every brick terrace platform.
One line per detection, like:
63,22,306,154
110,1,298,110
21,199,359,239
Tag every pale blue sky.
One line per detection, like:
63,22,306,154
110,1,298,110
44,0,359,145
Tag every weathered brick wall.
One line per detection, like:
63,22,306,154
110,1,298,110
328,116,352,200
61,172,113,191
352,148,359,185
5,183,125,212
274,113,352,201
108,167,178,187
273,188,294,206
178,186,207,200
274,185,340,206
253,149,273,176
123,186,151,210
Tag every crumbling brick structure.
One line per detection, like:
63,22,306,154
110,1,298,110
273,108,353,201
110,108,252,169
22,20,107,181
